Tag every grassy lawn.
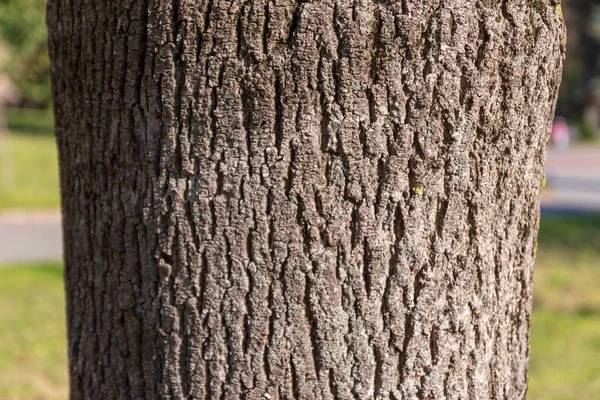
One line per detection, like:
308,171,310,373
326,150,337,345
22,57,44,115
529,215,600,400
0,108,60,209
529,311,600,399
0,262,67,400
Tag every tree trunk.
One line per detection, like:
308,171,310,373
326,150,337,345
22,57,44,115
47,1,565,398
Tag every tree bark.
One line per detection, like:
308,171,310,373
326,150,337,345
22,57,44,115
47,1,565,398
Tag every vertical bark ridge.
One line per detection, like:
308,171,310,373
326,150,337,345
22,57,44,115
48,0,565,398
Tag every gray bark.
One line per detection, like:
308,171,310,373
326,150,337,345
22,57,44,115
47,1,565,399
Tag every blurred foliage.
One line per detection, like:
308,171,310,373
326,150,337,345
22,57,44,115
0,0,51,106
577,118,598,142
5,106,54,135
558,1,600,139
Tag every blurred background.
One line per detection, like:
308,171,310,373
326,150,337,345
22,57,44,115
0,1,599,399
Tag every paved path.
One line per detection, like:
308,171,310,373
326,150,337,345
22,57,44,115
543,147,600,213
0,210,62,265
0,147,598,264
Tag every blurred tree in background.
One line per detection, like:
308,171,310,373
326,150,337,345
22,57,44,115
559,0,600,140
0,0,50,107
0,0,50,192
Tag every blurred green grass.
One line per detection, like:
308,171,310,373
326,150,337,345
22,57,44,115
528,215,600,399
533,215,600,314
0,262,67,400
529,311,600,399
0,108,59,209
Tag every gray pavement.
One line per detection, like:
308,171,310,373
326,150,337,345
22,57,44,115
543,147,600,213
0,211,62,265
0,147,598,264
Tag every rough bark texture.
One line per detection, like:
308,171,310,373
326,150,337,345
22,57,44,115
48,1,565,399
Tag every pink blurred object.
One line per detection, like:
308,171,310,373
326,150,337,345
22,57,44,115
550,117,570,150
